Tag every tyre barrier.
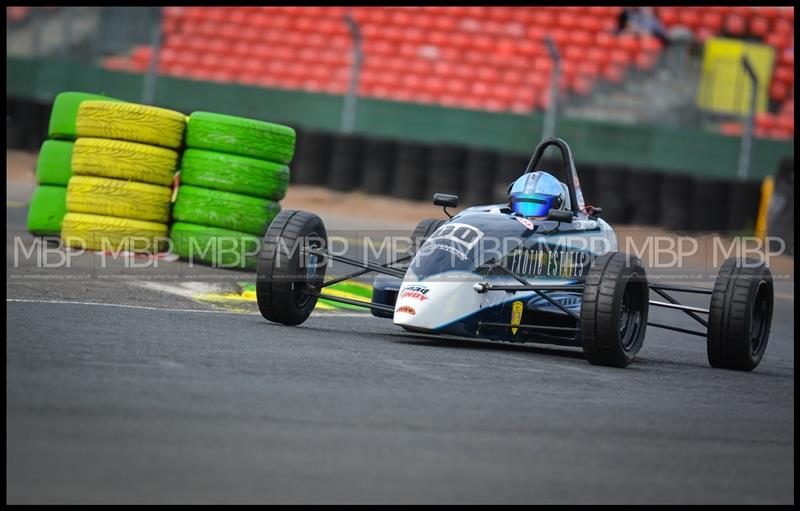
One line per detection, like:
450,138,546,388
27,185,68,237
61,212,169,253
425,144,466,200
660,173,694,232
291,130,333,186
626,170,662,226
48,91,121,140
185,111,296,164
172,185,280,237
180,149,289,201
173,112,296,269
76,100,186,149
170,222,260,270
8,97,51,151
60,98,185,252
727,180,761,232
359,137,397,195
594,166,631,224
327,134,365,192
767,157,794,255
461,148,496,207
35,139,73,186
71,137,179,187
576,162,599,208
691,177,731,232
391,142,429,201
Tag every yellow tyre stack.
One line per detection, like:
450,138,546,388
61,101,186,253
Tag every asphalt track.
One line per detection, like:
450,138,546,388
6,203,795,504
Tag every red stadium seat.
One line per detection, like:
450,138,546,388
769,81,789,102
724,14,746,36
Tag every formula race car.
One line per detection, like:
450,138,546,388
255,138,774,370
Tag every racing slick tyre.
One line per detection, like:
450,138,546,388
75,101,186,149
71,138,179,186
185,112,296,164
179,149,290,200
707,257,773,371
580,252,649,367
410,218,447,255
256,210,328,325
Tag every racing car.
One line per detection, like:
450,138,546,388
255,137,773,371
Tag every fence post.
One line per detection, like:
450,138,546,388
340,13,363,134
737,55,758,181
141,7,162,105
542,36,560,140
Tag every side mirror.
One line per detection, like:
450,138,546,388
547,209,573,223
587,206,603,219
433,193,459,208
433,193,459,219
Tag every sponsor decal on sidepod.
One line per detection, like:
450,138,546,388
399,285,430,301
396,305,416,315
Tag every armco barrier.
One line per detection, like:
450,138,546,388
359,137,396,195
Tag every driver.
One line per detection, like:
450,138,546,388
507,171,567,218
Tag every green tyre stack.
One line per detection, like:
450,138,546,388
171,112,296,270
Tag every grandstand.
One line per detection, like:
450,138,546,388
81,6,794,140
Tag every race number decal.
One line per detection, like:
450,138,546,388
428,223,484,251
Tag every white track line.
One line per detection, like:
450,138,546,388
6,298,369,317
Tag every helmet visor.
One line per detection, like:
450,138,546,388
510,193,558,217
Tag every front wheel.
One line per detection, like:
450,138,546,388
580,252,649,367
256,210,327,325
707,257,773,371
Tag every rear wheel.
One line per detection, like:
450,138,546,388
256,210,327,325
707,257,773,371
580,252,649,367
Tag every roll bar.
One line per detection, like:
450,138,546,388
523,137,585,213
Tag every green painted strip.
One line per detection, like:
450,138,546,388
238,280,374,311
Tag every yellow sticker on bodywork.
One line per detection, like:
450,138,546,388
511,301,524,335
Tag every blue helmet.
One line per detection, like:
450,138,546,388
508,171,565,217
